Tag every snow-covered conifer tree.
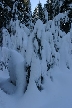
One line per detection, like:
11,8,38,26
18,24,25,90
26,19,52,91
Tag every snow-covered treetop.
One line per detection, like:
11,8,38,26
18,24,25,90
33,19,45,39
54,13,69,22
34,19,44,31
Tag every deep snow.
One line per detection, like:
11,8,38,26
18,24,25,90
0,13,72,108
0,66,72,108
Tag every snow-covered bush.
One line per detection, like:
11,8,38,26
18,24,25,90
0,61,3,71
2,47,9,70
1,47,26,95
26,19,56,91
60,32,72,69
2,19,28,58
0,47,2,70
16,60,26,96
54,13,70,33
2,29,11,48
45,30,60,68
1,12,72,95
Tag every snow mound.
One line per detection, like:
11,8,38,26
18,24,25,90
34,19,44,30
0,78,16,94
1,47,26,95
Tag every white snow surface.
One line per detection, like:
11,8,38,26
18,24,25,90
0,17,72,108
0,66,72,108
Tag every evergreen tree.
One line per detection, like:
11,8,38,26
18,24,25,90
43,5,48,24
32,1,44,24
26,19,53,91
32,7,39,24
45,0,54,20
0,0,32,29
38,1,44,22
12,0,25,22
0,0,12,29
60,0,72,20
54,0,60,16
60,0,72,33
24,0,32,29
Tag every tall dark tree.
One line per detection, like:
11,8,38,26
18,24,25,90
54,0,60,16
60,0,72,33
44,0,54,20
32,7,39,24
24,0,32,29
32,1,44,24
0,0,12,29
43,6,48,24
0,0,32,29
38,1,44,22
60,0,72,21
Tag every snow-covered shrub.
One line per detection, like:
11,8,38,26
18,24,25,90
2,19,28,58
0,48,4,71
60,32,72,69
0,61,3,71
15,20,28,58
1,12,72,95
54,13,70,33
1,47,26,95
2,47,9,70
8,49,26,95
26,19,54,91
0,78,16,95
2,29,11,48
8,49,22,81
45,30,60,69
0,47,2,70
16,60,26,96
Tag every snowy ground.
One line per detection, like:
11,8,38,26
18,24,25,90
0,66,72,108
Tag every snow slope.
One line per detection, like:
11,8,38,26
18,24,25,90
0,66,72,108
